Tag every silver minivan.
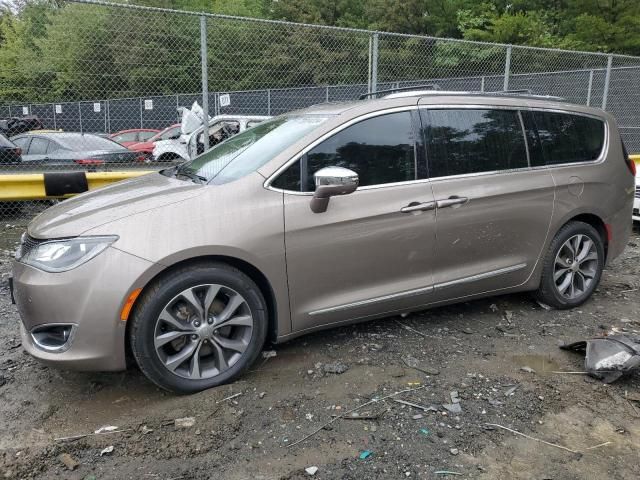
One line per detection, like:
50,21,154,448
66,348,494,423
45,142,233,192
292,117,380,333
11,91,635,393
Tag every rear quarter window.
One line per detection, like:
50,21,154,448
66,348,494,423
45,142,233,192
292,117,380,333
524,111,605,166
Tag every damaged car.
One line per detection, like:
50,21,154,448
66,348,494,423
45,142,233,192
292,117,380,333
11,90,634,393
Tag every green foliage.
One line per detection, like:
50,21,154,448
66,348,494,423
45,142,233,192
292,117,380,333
1,0,640,103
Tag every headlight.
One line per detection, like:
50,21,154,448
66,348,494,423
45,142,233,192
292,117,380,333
20,236,118,273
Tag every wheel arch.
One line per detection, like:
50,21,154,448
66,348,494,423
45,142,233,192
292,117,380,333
124,255,279,364
561,212,609,260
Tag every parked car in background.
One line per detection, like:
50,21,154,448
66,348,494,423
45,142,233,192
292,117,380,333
0,133,22,165
127,124,181,158
152,115,269,162
0,116,43,137
10,132,143,167
109,129,159,148
10,91,633,393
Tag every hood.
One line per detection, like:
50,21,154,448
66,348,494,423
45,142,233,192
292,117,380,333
29,172,205,238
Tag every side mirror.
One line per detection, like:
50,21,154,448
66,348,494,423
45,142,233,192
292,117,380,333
310,166,359,213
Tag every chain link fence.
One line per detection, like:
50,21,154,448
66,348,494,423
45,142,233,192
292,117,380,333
2,0,640,218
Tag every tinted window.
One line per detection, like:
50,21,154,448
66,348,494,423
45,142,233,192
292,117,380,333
28,137,49,155
138,131,157,141
112,132,137,143
47,140,61,153
273,111,416,191
524,111,605,166
423,109,528,178
12,137,30,150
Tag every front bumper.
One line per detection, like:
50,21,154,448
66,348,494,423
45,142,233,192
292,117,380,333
12,246,160,371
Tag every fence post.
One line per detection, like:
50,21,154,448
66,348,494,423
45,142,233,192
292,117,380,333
586,70,594,106
503,45,512,91
53,104,57,130
368,33,379,94
200,15,210,150
602,55,613,110
267,89,271,115
480,76,485,92
78,103,83,133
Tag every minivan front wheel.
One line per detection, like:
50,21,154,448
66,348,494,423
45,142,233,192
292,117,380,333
130,262,267,393
536,221,605,309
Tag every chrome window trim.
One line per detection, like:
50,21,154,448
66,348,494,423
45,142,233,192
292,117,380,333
265,102,609,192
264,105,420,194
309,263,527,316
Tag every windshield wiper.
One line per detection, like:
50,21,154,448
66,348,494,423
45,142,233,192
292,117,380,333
175,167,207,184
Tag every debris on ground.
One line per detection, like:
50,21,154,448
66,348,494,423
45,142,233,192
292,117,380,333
59,453,79,470
520,366,536,373
305,466,319,476
99,445,114,456
560,334,640,383
174,417,196,428
359,450,372,460
442,403,462,414
450,448,459,455
504,385,519,397
94,425,118,434
394,398,439,412
323,361,349,374
401,354,440,375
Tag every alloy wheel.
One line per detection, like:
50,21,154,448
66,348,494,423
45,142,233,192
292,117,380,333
153,284,253,379
553,234,599,300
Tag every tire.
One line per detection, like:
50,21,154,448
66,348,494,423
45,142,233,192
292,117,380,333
129,262,268,394
535,221,605,309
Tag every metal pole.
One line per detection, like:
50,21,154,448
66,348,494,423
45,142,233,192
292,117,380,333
200,15,210,150
371,33,379,94
503,46,512,91
325,86,329,103
267,89,271,115
53,105,57,130
586,70,594,106
78,103,83,133
480,76,485,92
367,36,372,94
602,55,613,110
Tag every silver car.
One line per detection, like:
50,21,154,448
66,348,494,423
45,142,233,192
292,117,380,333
11,91,634,393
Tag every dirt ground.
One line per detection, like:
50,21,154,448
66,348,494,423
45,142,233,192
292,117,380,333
1,218,639,480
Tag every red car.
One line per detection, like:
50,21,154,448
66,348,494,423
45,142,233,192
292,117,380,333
127,124,182,157
109,128,160,148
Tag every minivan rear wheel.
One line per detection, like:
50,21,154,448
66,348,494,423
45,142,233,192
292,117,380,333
129,262,267,394
535,221,604,309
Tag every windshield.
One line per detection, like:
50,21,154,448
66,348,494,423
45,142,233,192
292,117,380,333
176,115,330,183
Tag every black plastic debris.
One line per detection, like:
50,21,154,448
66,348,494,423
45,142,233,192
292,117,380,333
560,335,640,383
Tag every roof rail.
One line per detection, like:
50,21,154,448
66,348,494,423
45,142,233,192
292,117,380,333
359,83,440,100
380,88,566,102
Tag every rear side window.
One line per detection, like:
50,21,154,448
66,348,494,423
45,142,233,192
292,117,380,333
523,111,605,166
423,109,527,178
28,137,49,155
272,111,417,192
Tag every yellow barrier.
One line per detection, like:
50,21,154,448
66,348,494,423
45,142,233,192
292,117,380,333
631,154,640,165
0,171,153,201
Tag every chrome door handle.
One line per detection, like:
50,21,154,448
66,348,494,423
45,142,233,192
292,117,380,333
436,196,469,208
400,201,436,213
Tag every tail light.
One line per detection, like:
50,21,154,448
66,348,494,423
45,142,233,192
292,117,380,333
628,157,636,176
622,140,635,176
74,158,104,165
